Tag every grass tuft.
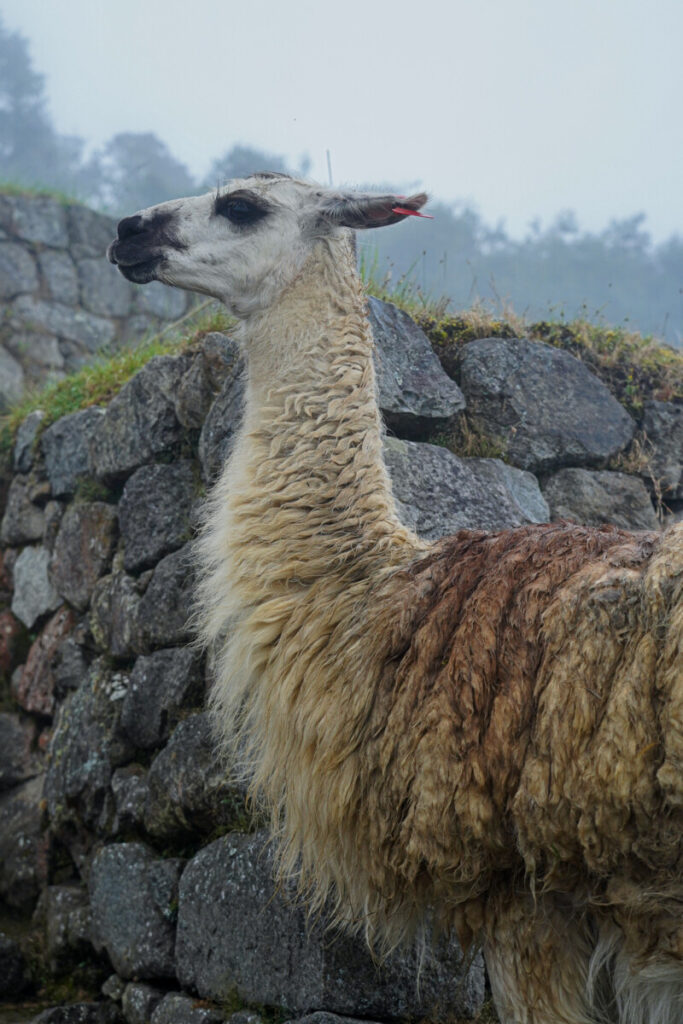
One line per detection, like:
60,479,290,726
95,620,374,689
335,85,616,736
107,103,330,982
431,416,508,461
0,272,680,469
0,300,234,457
0,179,80,207
415,303,682,419
360,248,451,318
527,318,682,416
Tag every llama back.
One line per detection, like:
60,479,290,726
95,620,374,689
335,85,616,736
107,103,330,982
516,519,683,963
358,520,682,950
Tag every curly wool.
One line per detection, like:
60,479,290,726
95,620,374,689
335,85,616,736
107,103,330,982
193,235,682,1024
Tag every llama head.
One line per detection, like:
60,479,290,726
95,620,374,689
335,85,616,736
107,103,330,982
108,173,428,317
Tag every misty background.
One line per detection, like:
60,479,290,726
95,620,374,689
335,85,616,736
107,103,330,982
1,0,681,345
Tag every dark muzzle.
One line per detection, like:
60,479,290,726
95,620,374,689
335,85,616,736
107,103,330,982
108,210,176,283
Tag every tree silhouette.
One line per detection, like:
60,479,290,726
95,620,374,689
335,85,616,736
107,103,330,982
0,15,84,191
94,132,197,214
203,144,310,188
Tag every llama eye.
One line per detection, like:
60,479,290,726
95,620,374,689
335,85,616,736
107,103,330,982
215,197,267,226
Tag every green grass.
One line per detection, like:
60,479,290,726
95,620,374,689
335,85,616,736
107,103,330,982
360,260,682,419
360,248,451,318
417,305,682,419
0,300,233,457
526,317,682,416
0,179,81,207
1,271,680,465
432,417,509,462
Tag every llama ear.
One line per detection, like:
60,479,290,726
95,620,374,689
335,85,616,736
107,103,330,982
318,191,431,230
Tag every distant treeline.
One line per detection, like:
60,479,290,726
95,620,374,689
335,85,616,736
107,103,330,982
1,16,681,345
361,205,683,345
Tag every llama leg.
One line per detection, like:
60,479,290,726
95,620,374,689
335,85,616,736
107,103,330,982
589,921,683,1024
483,888,603,1024
610,957,683,1024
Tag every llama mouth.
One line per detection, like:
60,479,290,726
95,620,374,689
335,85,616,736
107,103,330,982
116,257,163,284
108,241,163,283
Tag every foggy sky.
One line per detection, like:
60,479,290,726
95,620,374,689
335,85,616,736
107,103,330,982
2,0,682,242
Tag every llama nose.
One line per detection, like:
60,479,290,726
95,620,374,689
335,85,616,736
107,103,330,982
117,214,145,240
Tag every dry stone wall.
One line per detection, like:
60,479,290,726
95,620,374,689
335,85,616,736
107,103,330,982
0,206,681,1022
0,192,192,409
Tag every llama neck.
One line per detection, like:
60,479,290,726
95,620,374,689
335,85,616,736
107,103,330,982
229,237,422,589
200,234,424,697
201,237,427,915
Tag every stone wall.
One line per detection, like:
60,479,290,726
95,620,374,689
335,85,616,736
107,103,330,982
0,281,681,1022
0,192,192,409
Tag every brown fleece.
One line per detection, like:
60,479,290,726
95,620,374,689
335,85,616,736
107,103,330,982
355,521,682,964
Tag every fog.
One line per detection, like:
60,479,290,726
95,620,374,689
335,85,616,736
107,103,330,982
1,0,682,341
3,0,682,241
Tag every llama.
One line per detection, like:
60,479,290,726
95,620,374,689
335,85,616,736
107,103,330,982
108,173,682,1024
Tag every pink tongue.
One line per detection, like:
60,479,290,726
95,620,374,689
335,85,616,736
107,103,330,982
391,206,434,219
